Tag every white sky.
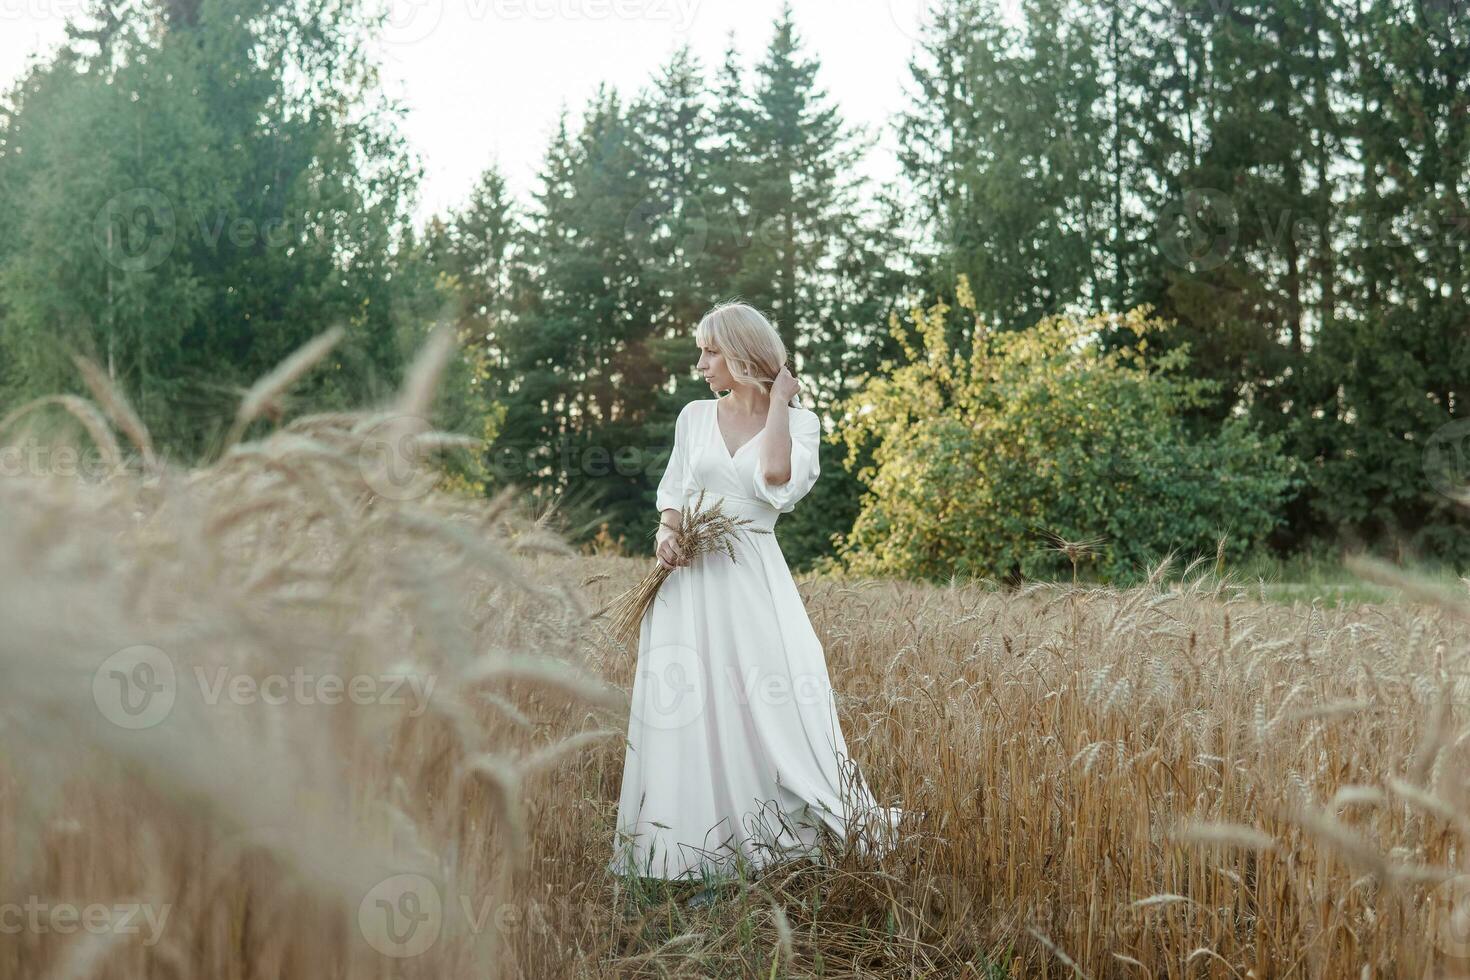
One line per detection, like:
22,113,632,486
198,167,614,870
0,0,1021,227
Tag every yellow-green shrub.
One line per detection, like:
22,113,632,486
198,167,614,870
831,277,1300,584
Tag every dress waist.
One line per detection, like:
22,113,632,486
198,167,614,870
684,488,779,532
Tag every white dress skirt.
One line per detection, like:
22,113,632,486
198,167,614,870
608,396,903,882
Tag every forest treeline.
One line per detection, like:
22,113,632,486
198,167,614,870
0,0,1464,577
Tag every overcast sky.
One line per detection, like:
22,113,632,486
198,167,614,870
0,0,1020,227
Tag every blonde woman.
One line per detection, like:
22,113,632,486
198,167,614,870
608,300,902,899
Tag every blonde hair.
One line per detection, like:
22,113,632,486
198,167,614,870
695,300,802,408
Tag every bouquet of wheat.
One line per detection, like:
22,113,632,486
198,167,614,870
597,489,771,654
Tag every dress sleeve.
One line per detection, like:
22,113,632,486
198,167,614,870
752,408,821,514
655,401,693,513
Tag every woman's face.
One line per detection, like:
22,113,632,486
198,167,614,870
697,338,733,393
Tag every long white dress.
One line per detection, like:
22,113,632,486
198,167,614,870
608,396,902,882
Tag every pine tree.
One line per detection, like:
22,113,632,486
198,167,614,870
626,45,721,403
0,0,425,459
899,0,1089,333
495,90,669,534
1307,0,1470,563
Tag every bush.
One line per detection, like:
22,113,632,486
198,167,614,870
830,277,1301,585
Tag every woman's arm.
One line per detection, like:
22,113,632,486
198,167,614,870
758,366,801,487
654,404,692,569
756,402,794,487
753,408,821,513
655,402,693,515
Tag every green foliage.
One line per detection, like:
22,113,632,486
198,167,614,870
2,0,1461,579
443,12,905,557
832,277,1301,584
898,0,1469,568
0,0,433,461
897,0,1110,334
391,222,507,495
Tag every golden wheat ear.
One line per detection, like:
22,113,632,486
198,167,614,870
600,496,767,655
221,325,345,452
0,393,124,470
72,354,158,472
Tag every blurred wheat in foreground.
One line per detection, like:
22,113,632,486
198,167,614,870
0,327,624,979
5,332,1470,978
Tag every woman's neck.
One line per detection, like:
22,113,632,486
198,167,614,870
724,384,771,417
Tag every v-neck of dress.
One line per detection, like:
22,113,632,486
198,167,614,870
711,398,764,460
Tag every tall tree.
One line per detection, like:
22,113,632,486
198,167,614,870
0,0,426,458
427,164,522,386
1305,0,1469,564
492,90,667,534
1131,0,1348,434
897,0,1034,333
715,3,881,411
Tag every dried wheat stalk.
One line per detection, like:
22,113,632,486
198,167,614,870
595,488,771,655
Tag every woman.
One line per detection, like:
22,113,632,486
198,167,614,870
607,300,902,892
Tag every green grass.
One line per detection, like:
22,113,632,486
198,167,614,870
1224,550,1468,607
1032,546,1469,608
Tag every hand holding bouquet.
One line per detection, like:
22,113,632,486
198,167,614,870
597,489,771,655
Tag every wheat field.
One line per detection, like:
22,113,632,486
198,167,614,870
3,333,1470,978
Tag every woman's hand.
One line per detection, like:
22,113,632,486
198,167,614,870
655,524,688,571
770,365,800,406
